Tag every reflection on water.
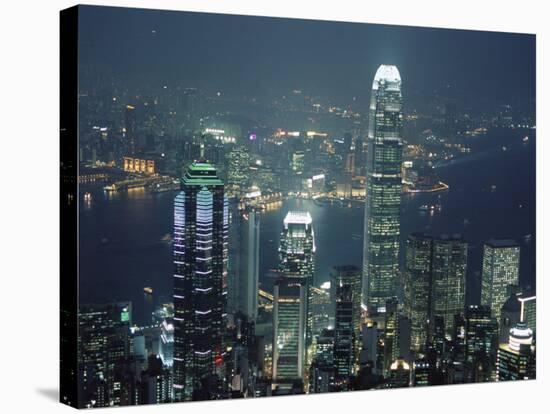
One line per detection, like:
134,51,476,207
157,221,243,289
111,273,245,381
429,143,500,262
79,128,536,325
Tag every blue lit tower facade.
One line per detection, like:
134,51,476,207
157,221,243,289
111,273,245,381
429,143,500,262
362,65,404,312
173,162,229,401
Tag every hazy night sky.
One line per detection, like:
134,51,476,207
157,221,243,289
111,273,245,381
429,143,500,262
78,5,535,109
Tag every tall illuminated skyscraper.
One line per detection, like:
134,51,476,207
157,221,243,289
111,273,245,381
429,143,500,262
362,64,404,312
278,211,316,367
431,234,467,339
405,233,433,355
173,162,229,401
481,239,520,321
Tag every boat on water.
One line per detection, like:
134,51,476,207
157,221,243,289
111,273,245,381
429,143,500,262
143,287,153,295
419,204,441,212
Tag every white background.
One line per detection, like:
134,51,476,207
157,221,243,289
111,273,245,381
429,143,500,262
0,0,547,412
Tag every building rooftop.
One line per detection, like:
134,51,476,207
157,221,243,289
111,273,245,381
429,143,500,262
283,211,313,226
372,64,401,90
181,162,224,186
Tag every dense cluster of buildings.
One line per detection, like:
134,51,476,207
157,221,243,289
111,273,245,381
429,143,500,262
75,65,536,408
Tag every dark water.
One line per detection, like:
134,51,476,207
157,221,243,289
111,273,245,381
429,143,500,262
79,128,535,325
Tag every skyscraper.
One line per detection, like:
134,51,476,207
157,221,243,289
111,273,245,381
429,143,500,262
518,293,536,334
363,64,404,312
279,211,315,281
226,146,250,195
272,277,307,383
463,305,498,383
334,284,354,387
332,265,363,363
431,234,467,338
228,206,260,322
383,298,400,373
78,302,133,408
481,239,520,321
239,207,260,322
405,233,433,355
311,282,332,335
278,211,316,368
173,162,229,401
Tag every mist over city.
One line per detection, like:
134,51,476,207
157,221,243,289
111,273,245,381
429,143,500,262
70,5,536,408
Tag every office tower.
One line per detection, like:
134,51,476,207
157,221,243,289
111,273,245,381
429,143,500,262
279,211,315,281
78,302,132,408
405,233,433,355
518,293,536,334
311,282,332,335
278,211,316,367
309,363,336,394
240,207,260,322
272,277,307,382
159,319,174,368
361,322,380,373
173,162,229,401
334,284,354,387
226,146,250,195
386,358,410,388
481,239,520,321
309,328,336,393
497,322,536,381
383,298,400,372
431,234,467,338
363,64,404,312
332,266,362,354
314,328,336,365
463,306,498,383
140,355,173,404
228,206,261,322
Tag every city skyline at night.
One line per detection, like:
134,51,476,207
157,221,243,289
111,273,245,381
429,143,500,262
61,4,536,408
